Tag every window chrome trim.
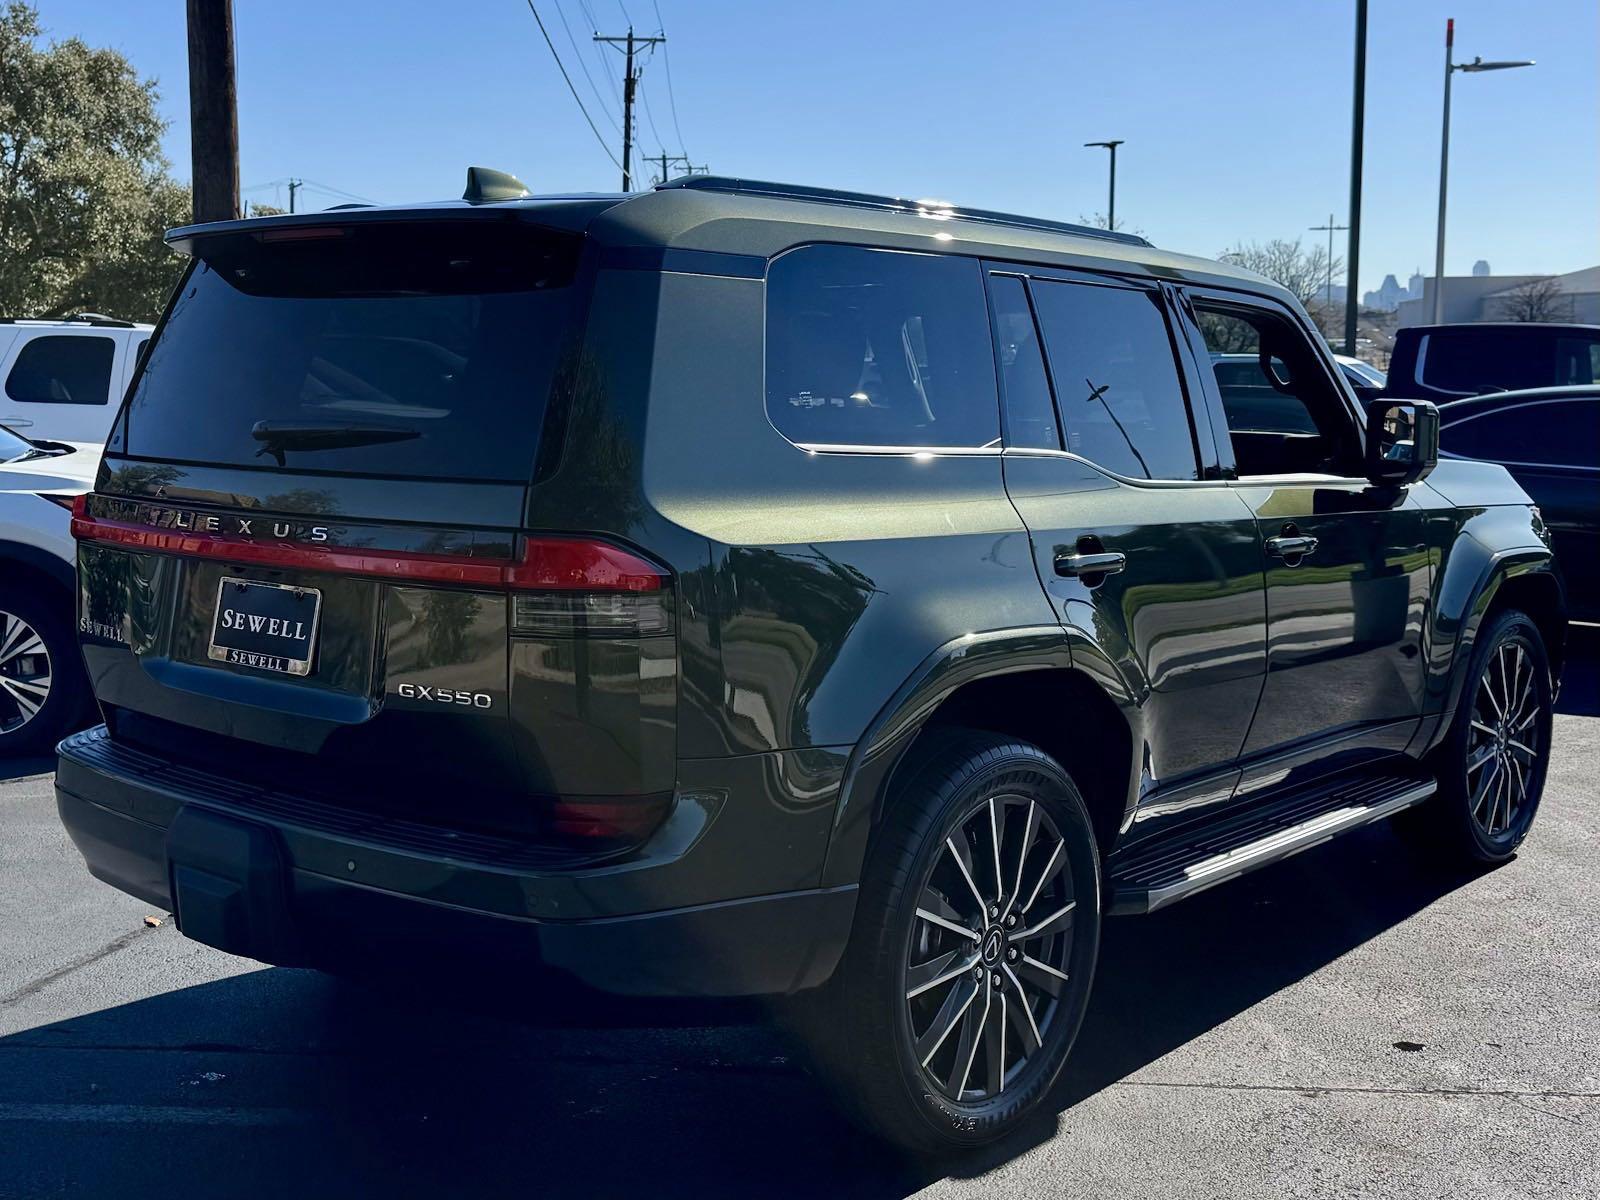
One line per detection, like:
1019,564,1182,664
792,442,1002,457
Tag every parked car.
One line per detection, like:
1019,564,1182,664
1211,351,1386,432
1333,352,1387,398
57,173,1564,1152
1387,322,1600,405
1439,386,1599,622
0,423,99,753
0,314,153,443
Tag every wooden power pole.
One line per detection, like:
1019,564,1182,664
186,0,240,223
594,28,665,191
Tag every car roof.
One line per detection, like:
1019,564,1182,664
0,315,152,330
1401,322,1600,335
165,175,1297,306
1438,385,1600,418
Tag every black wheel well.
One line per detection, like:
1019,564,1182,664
1486,571,1566,680
903,668,1133,856
0,556,72,608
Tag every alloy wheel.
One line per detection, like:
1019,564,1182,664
902,793,1078,1104
0,609,52,736
1466,637,1542,839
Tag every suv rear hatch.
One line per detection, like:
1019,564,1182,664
76,212,677,851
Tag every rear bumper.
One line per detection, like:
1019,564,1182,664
55,726,855,997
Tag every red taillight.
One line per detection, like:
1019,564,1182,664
256,225,348,243
70,498,665,592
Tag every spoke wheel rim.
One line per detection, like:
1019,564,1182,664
1466,636,1544,840
0,609,52,736
901,792,1077,1106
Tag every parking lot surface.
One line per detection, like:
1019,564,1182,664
2,633,1596,1199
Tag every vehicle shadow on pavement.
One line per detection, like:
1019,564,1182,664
1556,623,1599,717
0,755,54,783
0,821,1492,1198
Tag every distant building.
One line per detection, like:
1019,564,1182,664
1363,269,1426,312
1472,260,1491,277
1394,265,1600,327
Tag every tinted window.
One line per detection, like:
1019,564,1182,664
765,245,999,449
1555,336,1600,386
1419,329,1554,394
5,335,115,406
989,275,1058,450
1029,280,1196,480
1442,398,1600,469
125,222,581,480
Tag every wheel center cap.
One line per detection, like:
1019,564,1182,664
981,926,1005,966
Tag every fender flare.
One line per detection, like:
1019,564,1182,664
817,624,1143,888
1419,539,1563,755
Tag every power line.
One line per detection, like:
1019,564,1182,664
553,0,620,131
651,0,689,158
525,0,623,172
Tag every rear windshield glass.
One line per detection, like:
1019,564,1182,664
125,221,582,481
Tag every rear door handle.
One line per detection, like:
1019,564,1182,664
1054,550,1127,577
1,416,32,428
1265,535,1319,559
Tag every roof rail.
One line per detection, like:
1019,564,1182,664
0,313,135,328
655,175,1152,248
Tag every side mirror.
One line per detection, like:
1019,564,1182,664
1366,399,1439,486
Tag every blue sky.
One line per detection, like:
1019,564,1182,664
35,0,1599,293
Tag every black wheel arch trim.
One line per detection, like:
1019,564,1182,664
1419,537,1565,758
818,625,1144,889
0,541,76,597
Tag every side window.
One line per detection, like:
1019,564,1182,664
988,274,1058,450
1443,400,1600,469
1029,279,1198,480
765,245,999,449
1191,302,1358,477
1418,329,1549,394
5,335,115,406
1554,336,1600,386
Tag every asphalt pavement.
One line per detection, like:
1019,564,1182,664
1,630,1596,1198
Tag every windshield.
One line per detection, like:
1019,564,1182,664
0,424,38,463
123,221,583,481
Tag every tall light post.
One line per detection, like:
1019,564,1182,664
1084,140,1124,231
1432,19,1534,322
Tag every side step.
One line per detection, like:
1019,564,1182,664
1107,772,1436,915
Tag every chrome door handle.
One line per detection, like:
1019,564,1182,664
1265,535,1319,559
1054,550,1127,577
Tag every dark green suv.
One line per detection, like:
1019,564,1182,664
56,173,1565,1151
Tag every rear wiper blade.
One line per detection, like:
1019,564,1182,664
251,419,421,465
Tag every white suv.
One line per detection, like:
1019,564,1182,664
0,423,100,754
0,315,153,444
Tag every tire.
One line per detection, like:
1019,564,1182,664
0,586,90,757
1409,608,1554,864
818,731,1102,1152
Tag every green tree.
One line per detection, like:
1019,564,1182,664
0,2,189,321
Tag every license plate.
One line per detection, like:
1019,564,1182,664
208,578,322,676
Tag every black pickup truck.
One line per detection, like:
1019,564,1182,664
1387,322,1600,405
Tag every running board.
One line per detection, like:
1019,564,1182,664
1107,772,1436,915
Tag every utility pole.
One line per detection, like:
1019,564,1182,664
1344,0,1367,354
1083,140,1124,231
287,178,302,213
185,0,240,223
1310,213,1349,316
593,27,666,191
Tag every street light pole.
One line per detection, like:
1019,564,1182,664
1084,140,1124,230
1431,19,1534,323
